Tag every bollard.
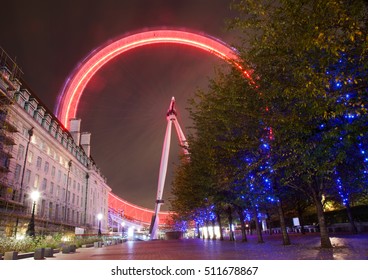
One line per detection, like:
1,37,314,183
62,245,71,254
44,248,54,257
4,251,18,260
70,245,77,253
34,248,45,260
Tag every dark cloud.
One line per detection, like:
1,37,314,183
0,0,237,210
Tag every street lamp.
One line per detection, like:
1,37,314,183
19,127,33,203
97,213,103,237
64,160,72,222
14,127,33,238
26,190,40,237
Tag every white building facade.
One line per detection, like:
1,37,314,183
0,53,111,237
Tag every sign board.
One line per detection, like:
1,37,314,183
75,227,85,234
293,217,300,226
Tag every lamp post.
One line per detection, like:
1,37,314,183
97,213,103,237
14,127,34,238
64,160,72,223
19,127,33,203
26,190,40,237
83,173,89,225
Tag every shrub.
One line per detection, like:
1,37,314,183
0,234,103,254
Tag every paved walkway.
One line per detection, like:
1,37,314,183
42,233,367,260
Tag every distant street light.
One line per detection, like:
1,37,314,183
26,190,40,237
97,213,103,237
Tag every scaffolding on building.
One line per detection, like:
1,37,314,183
0,47,24,236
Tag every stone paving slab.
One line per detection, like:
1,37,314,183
39,233,368,260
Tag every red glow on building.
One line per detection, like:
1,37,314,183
108,192,171,226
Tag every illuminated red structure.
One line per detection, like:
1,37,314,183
55,28,254,226
109,192,171,226
55,29,253,128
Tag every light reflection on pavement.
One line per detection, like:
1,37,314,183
40,233,368,260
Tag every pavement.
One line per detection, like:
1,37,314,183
34,232,368,260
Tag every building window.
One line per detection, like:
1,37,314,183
17,145,24,160
25,169,31,185
40,140,46,152
55,204,59,220
7,144,13,153
61,206,65,220
22,127,28,138
51,166,55,177
27,151,33,163
57,170,61,183
41,178,47,191
72,193,75,204
40,199,46,217
48,202,53,219
44,161,49,174
14,164,22,182
50,182,54,195
56,185,60,198
36,156,42,169
34,174,39,188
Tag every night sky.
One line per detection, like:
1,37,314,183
0,0,239,210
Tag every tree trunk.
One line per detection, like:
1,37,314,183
266,212,272,235
227,206,235,241
253,207,264,243
277,199,290,245
216,211,224,241
205,220,211,240
236,207,247,242
311,184,332,248
196,222,200,238
273,177,289,244
345,201,358,234
211,219,217,240
297,206,306,234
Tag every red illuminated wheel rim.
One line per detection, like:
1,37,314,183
55,29,252,128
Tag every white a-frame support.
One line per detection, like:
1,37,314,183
150,97,189,239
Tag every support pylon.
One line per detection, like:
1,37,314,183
150,97,188,239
